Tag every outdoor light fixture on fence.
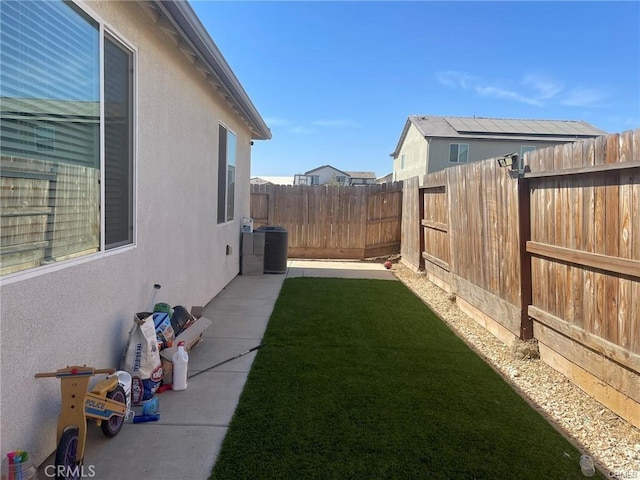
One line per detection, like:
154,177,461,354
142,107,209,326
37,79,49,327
497,152,518,169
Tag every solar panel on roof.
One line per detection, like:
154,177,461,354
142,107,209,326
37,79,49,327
444,116,601,136
553,121,578,135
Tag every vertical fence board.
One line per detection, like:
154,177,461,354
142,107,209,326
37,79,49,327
447,168,458,275
582,138,596,336
543,146,556,317
507,166,521,307
552,144,566,321
618,131,634,351
560,143,575,324
401,177,421,269
529,149,543,311
632,130,640,355
593,136,607,338
605,135,621,344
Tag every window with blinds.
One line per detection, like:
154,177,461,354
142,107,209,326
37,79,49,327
0,1,134,277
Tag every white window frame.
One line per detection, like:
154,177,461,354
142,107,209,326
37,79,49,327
449,143,469,163
34,126,56,152
520,145,536,158
0,1,138,284
217,123,237,224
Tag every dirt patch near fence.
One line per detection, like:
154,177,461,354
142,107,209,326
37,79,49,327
390,262,640,478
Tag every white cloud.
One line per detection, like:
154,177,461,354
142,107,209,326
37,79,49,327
291,125,315,134
435,71,475,89
263,117,290,127
475,85,543,106
521,74,564,100
560,87,608,107
436,69,608,110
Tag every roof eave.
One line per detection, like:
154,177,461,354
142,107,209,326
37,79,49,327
147,1,271,140
425,133,603,142
390,117,415,158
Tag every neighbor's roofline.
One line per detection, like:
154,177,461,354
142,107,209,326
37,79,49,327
389,115,606,158
390,117,414,159
305,164,350,176
146,1,271,140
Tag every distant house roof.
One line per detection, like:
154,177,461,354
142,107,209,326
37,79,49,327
1,97,99,119
345,171,376,179
376,173,394,183
141,1,271,140
391,115,606,158
305,165,350,176
250,176,294,186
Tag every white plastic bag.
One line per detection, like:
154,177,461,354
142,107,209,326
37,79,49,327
121,312,163,404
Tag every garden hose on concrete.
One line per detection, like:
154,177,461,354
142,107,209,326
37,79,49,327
188,344,265,379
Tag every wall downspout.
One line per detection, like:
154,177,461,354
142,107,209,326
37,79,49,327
425,137,431,174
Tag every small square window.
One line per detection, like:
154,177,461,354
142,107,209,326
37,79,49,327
449,143,469,163
34,126,55,151
520,145,535,158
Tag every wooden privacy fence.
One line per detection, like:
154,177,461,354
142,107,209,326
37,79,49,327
525,131,639,426
1,156,99,276
401,129,640,428
250,182,403,259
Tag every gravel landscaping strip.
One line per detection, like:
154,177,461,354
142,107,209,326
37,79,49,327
391,262,640,479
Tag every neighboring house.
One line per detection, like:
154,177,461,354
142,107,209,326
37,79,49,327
345,171,376,186
391,115,606,181
376,173,394,184
0,0,270,465
250,176,294,186
293,165,377,186
294,165,350,186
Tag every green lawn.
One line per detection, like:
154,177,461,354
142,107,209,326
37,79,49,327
210,278,603,479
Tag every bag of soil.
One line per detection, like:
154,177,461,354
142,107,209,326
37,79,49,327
121,312,163,404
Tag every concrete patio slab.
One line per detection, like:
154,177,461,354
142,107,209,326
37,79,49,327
37,260,398,480
204,295,278,318
39,424,226,480
287,259,397,280
155,371,248,426
187,337,261,373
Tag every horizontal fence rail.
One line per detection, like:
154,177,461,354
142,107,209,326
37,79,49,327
401,129,640,428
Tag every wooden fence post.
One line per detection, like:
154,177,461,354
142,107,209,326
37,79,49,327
401,176,421,270
518,176,533,340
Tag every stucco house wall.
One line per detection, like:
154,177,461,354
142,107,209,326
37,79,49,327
426,138,571,173
393,122,428,182
0,0,268,465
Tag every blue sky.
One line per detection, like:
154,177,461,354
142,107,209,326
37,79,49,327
190,1,640,178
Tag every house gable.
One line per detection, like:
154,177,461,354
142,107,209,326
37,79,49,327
392,115,606,178
298,165,351,185
346,171,377,185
